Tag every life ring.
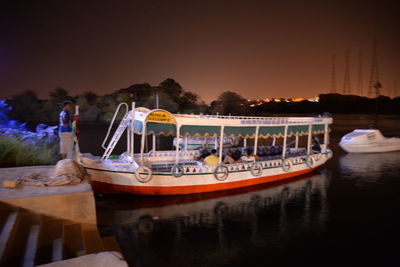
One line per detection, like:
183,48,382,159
135,165,153,183
171,164,183,177
250,162,263,176
214,165,229,181
306,155,315,168
314,153,322,161
282,158,292,172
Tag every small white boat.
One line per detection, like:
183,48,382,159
339,129,400,153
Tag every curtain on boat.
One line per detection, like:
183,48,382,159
133,120,143,134
224,126,256,138
312,124,326,134
258,126,285,137
141,122,328,137
146,122,176,136
287,125,309,136
180,125,221,137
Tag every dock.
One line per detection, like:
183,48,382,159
0,165,126,266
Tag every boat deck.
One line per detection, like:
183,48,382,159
149,149,309,173
87,147,315,174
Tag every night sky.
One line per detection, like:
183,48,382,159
0,0,399,102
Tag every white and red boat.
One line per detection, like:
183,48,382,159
77,103,333,195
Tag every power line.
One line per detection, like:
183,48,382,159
368,39,380,97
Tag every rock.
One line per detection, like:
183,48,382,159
52,159,86,179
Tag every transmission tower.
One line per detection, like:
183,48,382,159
330,54,336,93
368,40,380,97
356,52,363,96
343,51,351,94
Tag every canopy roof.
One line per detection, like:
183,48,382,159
132,108,331,137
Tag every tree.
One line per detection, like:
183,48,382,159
215,91,246,115
83,91,98,105
178,91,200,112
10,90,40,125
49,87,71,103
153,92,179,112
158,78,183,101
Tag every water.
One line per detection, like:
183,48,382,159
91,118,400,267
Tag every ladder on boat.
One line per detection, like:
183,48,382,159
101,103,130,161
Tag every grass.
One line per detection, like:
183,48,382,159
0,136,58,167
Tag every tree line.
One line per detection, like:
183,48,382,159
4,78,400,129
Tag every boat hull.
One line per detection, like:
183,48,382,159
89,167,317,195
339,129,400,153
339,142,400,153
80,153,331,195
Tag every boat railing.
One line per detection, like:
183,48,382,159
134,150,200,160
176,113,326,124
151,154,319,174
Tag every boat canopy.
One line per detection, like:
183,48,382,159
132,108,331,138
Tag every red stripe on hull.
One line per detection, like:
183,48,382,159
90,167,318,195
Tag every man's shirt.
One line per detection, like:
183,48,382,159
204,154,219,165
59,109,72,133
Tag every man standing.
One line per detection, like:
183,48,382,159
59,101,73,159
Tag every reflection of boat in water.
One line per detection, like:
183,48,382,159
339,151,400,178
96,170,330,266
99,171,330,226
339,129,400,153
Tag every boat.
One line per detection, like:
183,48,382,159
76,102,333,195
339,129,400,153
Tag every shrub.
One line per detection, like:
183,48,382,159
0,136,58,167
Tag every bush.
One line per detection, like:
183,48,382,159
0,136,58,167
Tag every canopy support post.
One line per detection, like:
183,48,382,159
152,134,156,154
130,102,135,160
175,125,181,164
184,136,188,151
127,120,131,157
323,123,329,150
272,137,276,146
254,126,259,155
307,124,312,155
244,138,247,148
295,135,299,149
214,136,218,149
219,126,224,163
282,125,288,159
140,121,147,163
